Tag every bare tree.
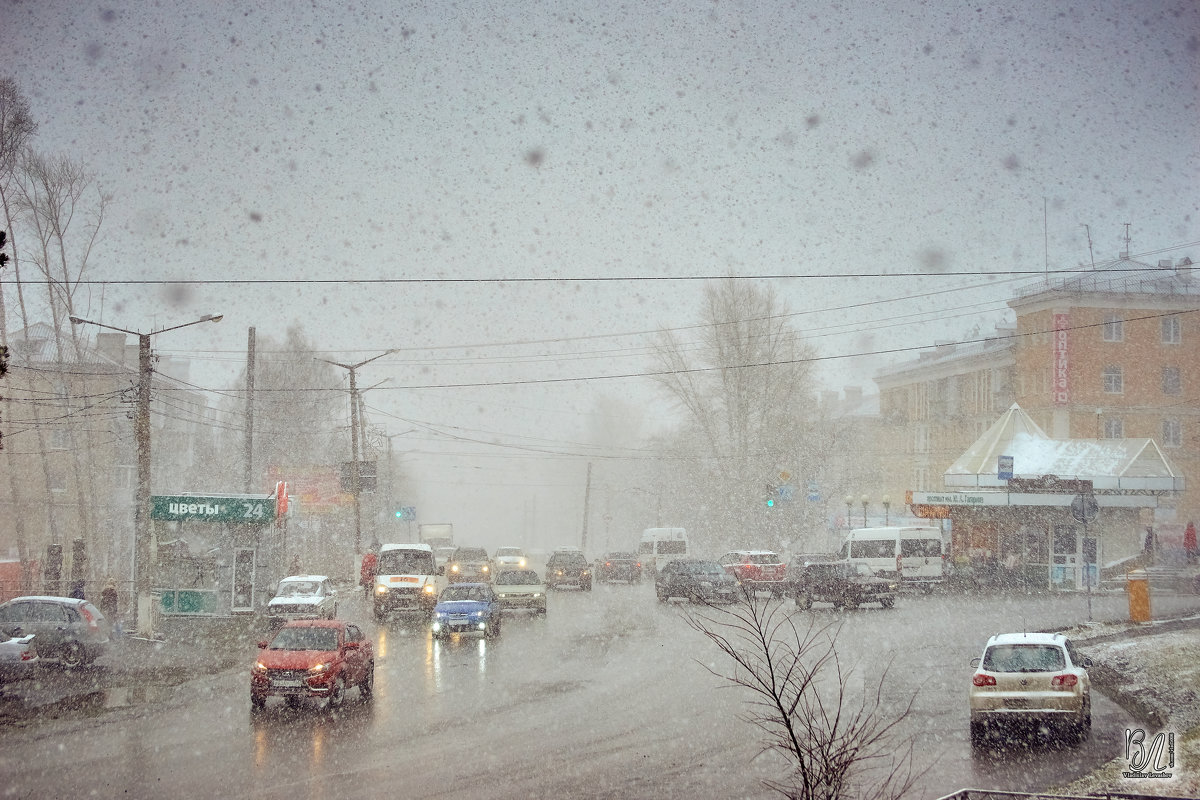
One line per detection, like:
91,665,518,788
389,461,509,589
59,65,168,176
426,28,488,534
0,78,40,590
651,279,828,549
687,593,923,800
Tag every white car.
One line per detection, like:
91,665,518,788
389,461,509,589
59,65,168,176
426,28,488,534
493,546,528,573
266,575,338,627
0,633,38,684
968,631,1092,748
493,569,547,615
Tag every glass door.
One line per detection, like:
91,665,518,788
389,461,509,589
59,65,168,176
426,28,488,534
1051,525,1080,590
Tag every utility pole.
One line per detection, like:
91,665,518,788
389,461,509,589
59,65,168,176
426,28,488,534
581,461,593,552
244,327,255,492
317,351,394,555
69,314,222,638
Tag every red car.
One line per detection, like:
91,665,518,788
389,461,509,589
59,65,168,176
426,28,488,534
250,619,373,711
718,550,788,595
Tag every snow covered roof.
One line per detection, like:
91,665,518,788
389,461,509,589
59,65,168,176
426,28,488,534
944,403,1183,492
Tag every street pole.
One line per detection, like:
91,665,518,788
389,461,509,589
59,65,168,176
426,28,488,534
317,350,394,556
134,333,152,637
69,314,222,639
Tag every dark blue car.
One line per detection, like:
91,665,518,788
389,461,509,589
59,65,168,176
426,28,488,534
431,583,503,639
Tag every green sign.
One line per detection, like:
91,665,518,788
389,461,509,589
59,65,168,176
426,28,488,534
151,495,276,523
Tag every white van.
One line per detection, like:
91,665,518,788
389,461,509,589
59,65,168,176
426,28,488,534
638,527,689,575
839,526,945,589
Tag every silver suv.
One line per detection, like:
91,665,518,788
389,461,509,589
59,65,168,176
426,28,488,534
0,595,110,668
968,631,1092,748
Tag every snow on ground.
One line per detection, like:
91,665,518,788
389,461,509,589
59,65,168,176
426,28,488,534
1054,614,1200,798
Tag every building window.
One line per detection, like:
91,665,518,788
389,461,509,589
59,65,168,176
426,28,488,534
1103,417,1124,438
1162,366,1181,395
1102,365,1123,394
1162,316,1181,344
1162,419,1182,448
1102,313,1124,342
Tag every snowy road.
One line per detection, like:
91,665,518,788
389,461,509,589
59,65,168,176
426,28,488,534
3,586,1197,799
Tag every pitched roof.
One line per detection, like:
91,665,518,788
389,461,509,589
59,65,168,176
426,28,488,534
944,403,1182,492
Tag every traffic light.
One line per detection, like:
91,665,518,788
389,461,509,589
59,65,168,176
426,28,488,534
765,483,777,508
394,509,404,519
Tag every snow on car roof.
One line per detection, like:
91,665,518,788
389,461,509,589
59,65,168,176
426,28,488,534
986,632,1064,646
381,542,433,552
280,575,328,582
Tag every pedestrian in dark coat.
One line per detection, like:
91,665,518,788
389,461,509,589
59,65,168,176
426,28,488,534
1184,521,1198,565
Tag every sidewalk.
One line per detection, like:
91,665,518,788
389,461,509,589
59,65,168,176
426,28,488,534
1054,611,1200,798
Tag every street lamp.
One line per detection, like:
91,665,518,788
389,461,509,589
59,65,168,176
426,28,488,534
317,350,395,555
844,495,854,530
68,313,223,639
882,495,891,526
861,494,869,528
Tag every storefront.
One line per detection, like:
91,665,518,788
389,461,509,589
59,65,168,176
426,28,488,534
906,405,1182,590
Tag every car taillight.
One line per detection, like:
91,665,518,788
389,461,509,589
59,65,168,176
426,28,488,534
79,604,99,631
972,673,996,687
1051,673,1078,688
21,649,35,661
605,562,611,567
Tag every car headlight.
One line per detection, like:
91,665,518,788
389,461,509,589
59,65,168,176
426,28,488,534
533,592,542,598
469,611,484,619
376,584,389,594
307,662,330,675
434,610,448,619
482,565,489,573
424,584,436,594
253,662,267,674
582,569,591,576
451,564,459,573
519,559,526,568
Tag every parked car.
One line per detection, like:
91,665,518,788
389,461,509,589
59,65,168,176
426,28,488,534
545,549,592,591
265,575,338,628
595,551,642,583
447,546,493,583
789,561,897,609
431,583,503,639
968,632,1092,747
492,546,528,573
718,550,787,594
0,595,109,668
492,569,547,615
0,633,39,684
250,619,373,711
655,559,739,604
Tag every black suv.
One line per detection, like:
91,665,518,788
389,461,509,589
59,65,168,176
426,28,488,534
545,549,592,590
595,551,641,584
789,561,896,610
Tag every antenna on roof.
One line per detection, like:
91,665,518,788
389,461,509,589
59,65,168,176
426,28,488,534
1043,197,1049,277
1081,224,1095,270
1120,222,1131,260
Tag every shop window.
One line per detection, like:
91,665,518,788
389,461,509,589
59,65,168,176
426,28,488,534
1102,365,1123,394
1102,313,1123,342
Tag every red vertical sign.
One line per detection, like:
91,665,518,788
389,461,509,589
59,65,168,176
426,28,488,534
1053,312,1070,406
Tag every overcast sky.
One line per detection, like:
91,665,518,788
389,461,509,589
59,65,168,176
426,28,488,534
3,0,1197,546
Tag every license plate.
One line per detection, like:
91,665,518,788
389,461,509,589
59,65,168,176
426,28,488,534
1003,698,1029,708
273,679,303,688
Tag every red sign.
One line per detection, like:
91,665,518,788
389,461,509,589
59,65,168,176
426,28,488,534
1053,312,1070,406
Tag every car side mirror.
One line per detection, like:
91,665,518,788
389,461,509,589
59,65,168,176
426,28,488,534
970,656,980,668
1082,656,1093,668
437,566,445,576
6,626,22,638
257,640,268,649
